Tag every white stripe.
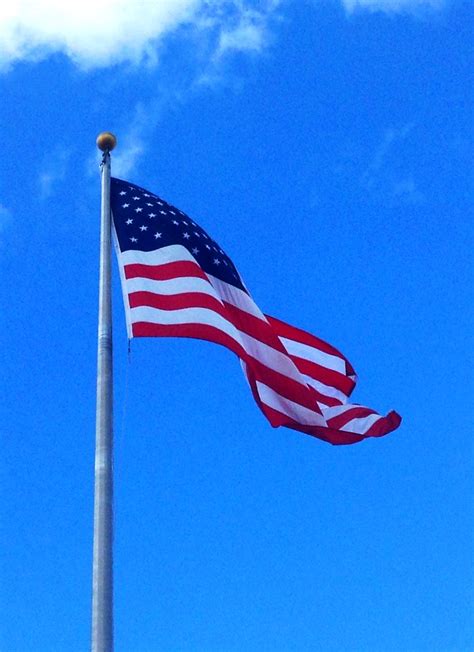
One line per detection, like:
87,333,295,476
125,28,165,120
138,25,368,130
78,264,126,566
332,412,382,435
255,382,326,427
130,305,310,387
125,275,218,298
280,337,346,374
240,360,252,389
119,244,195,266
302,374,348,404
321,403,380,434
321,403,357,419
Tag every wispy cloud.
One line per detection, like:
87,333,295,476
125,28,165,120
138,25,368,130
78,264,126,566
86,98,167,179
342,0,446,13
0,203,12,245
361,123,425,205
214,1,280,58
110,102,158,178
0,1,279,71
362,123,414,189
391,177,425,204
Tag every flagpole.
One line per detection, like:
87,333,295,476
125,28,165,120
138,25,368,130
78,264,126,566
92,132,117,652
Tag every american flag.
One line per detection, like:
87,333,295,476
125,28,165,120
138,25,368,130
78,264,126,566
111,177,401,445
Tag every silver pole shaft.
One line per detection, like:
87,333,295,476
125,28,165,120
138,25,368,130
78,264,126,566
92,148,114,652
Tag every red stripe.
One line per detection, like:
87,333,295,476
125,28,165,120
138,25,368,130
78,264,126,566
365,410,402,437
241,364,328,434
125,261,208,282
129,290,224,314
266,314,356,378
312,391,342,409
252,402,367,445
133,321,242,357
222,302,294,355
290,355,355,396
326,406,377,430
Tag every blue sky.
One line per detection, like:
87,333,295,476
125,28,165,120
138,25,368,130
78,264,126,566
0,1,472,650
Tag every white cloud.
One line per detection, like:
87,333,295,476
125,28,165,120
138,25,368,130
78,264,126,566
342,0,445,13
0,0,278,70
0,0,447,71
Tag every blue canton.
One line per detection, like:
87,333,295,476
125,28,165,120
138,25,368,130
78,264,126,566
111,178,245,292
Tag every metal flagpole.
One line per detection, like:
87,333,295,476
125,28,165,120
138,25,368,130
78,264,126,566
92,132,117,652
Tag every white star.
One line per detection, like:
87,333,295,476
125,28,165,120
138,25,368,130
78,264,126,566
192,247,199,254
135,207,143,213
183,232,190,239
157,201,164,206
154,232,162,239
205,244,211,250
181,220,188,225
143,193,150,197
194,231,200,237
140,225,148,231
130,237,138,242
213,258,220,265
160,210,167,215
223,260,228,266
119,191,127,196
203,233,209,239
172,220,179,225
126,218,133,225
148,213,156,218
170,210,176,215
146,202,153,207
132,196,140,201
122,203,130,208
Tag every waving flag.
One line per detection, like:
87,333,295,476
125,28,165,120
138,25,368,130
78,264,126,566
111,177,401,445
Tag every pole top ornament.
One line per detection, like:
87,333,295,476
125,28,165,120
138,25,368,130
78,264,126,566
96,131,117,152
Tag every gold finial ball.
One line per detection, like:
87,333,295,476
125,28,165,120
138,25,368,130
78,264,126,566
96,131,117,152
